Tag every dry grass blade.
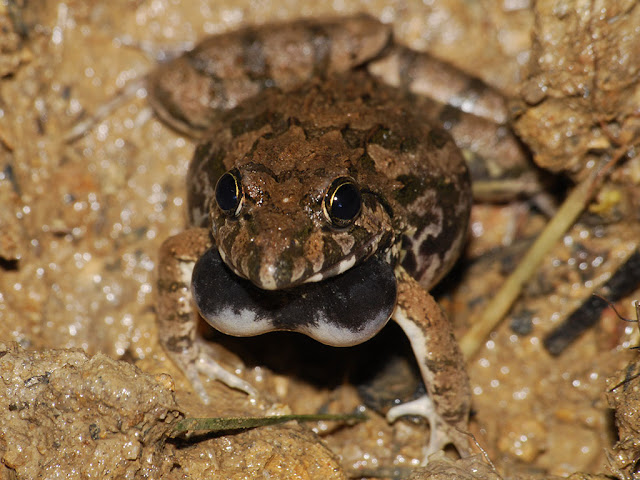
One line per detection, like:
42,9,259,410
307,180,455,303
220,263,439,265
460,149,629,359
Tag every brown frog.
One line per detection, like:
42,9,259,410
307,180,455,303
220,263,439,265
153,15,476,457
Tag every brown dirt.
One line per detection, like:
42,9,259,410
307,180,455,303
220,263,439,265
1,1,639,479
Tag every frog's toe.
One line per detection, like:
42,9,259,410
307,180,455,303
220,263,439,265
386,394,436,423
179,359,212,403
386,395,454,463
166,344,257,403
194,351,258,398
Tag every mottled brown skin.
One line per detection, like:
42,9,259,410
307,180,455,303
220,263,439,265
155,15,476,458
186,73,470,291
149,16,391,137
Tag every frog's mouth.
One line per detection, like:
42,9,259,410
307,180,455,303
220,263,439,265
191,247,397,347
301,231,390,286
217,228,391,291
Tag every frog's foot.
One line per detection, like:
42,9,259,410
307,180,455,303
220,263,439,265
387,394,450,461
168,341,257,403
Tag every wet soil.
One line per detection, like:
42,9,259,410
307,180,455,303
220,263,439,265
1,1,640,479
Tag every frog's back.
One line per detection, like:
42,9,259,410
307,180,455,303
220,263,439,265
187,71,471,290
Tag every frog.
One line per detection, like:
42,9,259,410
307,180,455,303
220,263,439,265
152,15,477,458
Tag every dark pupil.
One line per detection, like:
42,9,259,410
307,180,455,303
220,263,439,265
330,182,361,222
215,172,240,213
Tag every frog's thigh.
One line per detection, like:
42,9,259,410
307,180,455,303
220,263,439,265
390,266,472,456
157,227,256,401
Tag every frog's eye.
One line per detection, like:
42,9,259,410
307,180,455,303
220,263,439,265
324,177,362,227
215,170,243,216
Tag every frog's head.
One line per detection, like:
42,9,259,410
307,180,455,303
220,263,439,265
209,164,396,291
190,141,399,347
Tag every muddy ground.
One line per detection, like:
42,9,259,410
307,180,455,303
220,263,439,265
1,1,640,479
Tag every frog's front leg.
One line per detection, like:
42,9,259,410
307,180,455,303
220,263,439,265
388,266,472,459
157,227,257,401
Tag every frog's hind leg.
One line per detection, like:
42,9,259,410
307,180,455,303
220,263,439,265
388,266,472,461
157,228,257,402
